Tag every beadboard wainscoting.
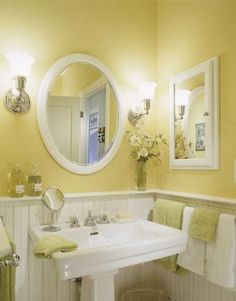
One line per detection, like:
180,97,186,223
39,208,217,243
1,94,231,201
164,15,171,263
116,262,236,301
0,201,78,301
0,192,154,301
0,190,236,301
119,263,236,301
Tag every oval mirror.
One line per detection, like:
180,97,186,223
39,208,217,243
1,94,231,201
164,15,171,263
42,186,64,212
38,54,125,174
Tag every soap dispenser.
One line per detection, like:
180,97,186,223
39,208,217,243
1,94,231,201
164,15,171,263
26,164,42,196
8,164,25,197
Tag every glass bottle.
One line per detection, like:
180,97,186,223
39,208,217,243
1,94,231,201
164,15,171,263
8,164,25,197
26,164,42,196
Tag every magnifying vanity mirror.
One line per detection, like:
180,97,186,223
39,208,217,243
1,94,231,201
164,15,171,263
38,54,125,174
169,57,219,169
42,186,64,232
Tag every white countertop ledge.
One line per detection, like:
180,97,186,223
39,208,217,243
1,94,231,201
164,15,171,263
0,189,235,209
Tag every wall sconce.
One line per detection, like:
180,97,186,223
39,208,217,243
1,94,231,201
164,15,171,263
128,81,157,126
4,51,35,113
175,89,191,121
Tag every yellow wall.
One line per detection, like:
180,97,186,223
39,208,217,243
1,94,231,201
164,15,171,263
156,1,236,198
3,1,234,199
51,64,102,96
0,0,157,196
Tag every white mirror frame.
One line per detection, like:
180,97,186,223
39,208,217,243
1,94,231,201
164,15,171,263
169,57,219,169
38,53,125,174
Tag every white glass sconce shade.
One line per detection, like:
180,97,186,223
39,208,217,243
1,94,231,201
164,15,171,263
128,81,157,126
175,89,191,121
175,89,191,106
6,51,35,78
138,81,157,101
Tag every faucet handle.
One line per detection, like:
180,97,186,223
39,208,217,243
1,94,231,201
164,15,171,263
101,213,110,224
84,210,96,226
67,215,80,228
94,211,110,224
87,210,93,218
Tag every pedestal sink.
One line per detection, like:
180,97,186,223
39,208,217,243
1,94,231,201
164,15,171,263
29,219,187,301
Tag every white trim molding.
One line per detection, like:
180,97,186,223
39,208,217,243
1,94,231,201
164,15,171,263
1,188,236,210
169,57,219,170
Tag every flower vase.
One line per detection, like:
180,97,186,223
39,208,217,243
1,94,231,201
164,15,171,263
135,160,147,191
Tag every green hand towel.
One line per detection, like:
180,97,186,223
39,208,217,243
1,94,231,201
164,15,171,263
188,207,220,241
34,235,77,259
153,199,185,272
0,232,16,301
153,199,185,229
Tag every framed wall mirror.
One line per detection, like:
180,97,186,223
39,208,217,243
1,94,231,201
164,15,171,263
169,57,219,169
38,54,125,174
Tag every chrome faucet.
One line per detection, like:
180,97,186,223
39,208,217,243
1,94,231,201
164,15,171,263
84,210,96,227
84,210,110,226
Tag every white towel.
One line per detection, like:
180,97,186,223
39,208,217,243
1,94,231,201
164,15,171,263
206,213,236,288
177,206,206,275
0,218,11,258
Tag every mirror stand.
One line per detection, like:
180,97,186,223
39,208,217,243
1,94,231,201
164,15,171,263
42,186,65,232
43,212,61,232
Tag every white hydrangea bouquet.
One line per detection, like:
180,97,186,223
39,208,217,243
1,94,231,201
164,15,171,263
128,129,167,163
127,129,167,190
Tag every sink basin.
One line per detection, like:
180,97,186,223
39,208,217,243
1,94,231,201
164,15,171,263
29,219,187,280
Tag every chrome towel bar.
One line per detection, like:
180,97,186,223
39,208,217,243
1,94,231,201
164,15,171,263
0,253,20,267
0,215,20,267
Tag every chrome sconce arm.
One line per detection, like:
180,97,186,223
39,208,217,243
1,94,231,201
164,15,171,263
175,105,186,122
4,76,30,113
4,52,35,114
128,105,148,127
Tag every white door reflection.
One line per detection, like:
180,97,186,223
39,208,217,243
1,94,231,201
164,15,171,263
48,87,107,165
85,88,105,164
87,109,100,164
48,96,81,163
47,63,117,166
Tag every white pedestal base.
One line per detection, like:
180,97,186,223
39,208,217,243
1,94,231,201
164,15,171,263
81,269,119,301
